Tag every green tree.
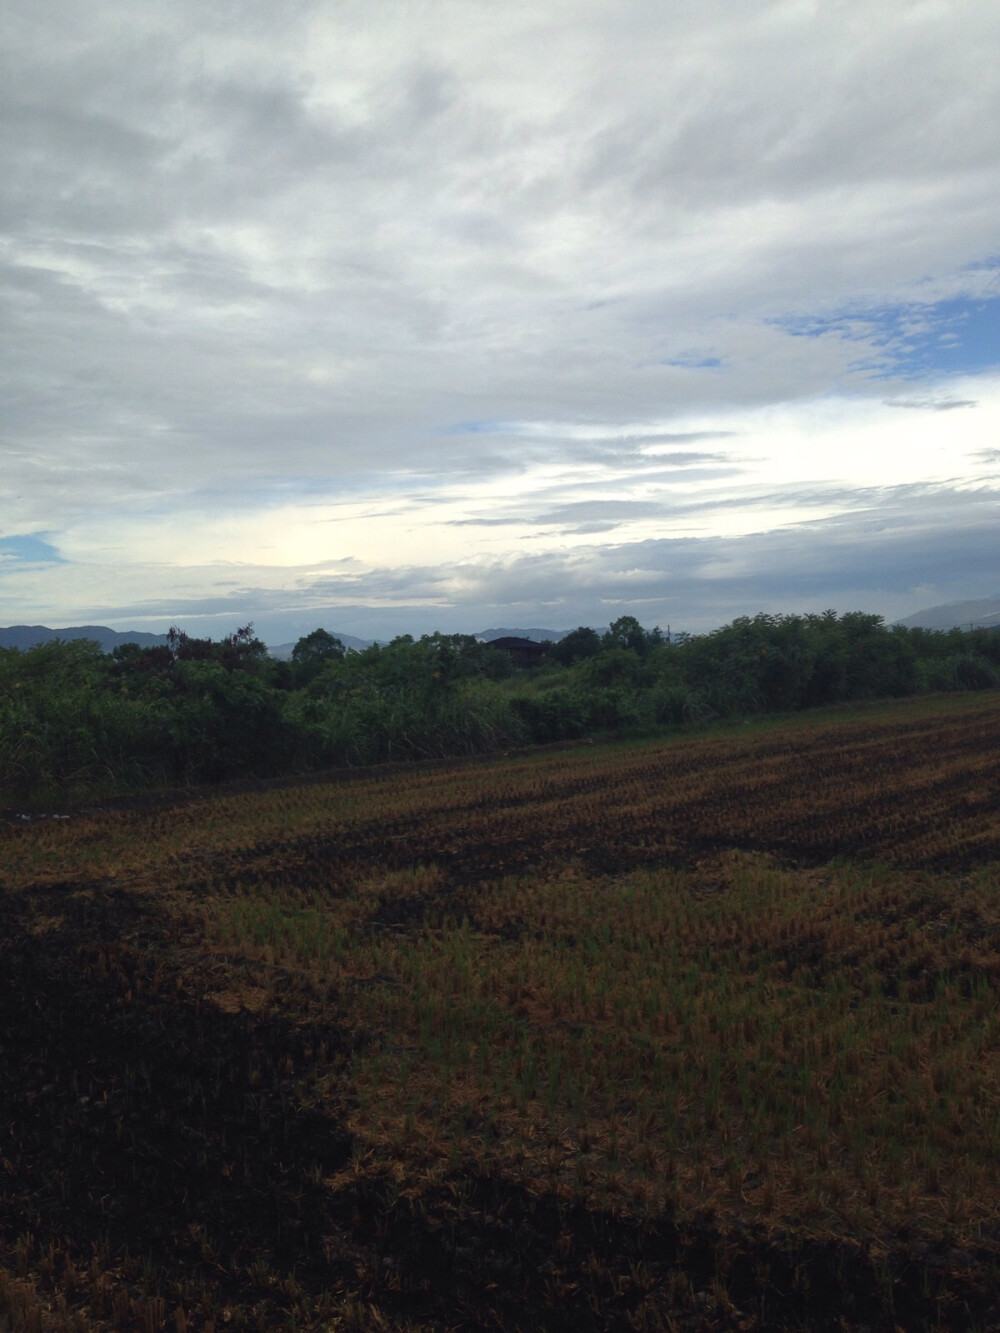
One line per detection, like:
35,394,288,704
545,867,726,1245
290,628,346,684
551,626,602,666
604,616,652,655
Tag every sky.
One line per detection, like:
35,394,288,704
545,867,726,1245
2,0,999,644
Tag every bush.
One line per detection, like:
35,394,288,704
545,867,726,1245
2,612,996,806
917,654,1000,693
513,690,590,743
651,682,708,726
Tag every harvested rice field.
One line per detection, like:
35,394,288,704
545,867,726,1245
2,692,1000,1330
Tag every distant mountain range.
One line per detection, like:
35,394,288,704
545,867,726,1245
11,608,999,656
0,624,170,652
5,608,997,656
0,623,374,657
0,623,573,656
895,596,1000,631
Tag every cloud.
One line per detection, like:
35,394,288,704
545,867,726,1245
2,1,998,633
445,517,525,528
8,478,989,646
885,398,979,411
532,500,670,525
637,433,737,446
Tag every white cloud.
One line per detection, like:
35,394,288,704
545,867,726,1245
2,0,998,633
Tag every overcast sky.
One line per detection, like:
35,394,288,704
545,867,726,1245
3,0,999,642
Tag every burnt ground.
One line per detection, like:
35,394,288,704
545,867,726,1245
4,699,1000,1329
3,883,998,1331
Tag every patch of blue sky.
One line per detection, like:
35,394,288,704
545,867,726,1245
0,533,65,564
777,294,1000,380
661,353,724,370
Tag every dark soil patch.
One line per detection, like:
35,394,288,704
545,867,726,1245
3,884,1000,1329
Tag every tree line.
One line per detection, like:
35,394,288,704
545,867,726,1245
1,612,998,803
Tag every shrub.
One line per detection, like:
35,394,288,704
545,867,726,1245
917,654,1000,693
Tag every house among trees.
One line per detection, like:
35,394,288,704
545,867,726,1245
486,636,549,667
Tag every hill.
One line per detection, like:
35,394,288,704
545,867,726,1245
896,595,1000,631
2,623,582,656
0,623,169,652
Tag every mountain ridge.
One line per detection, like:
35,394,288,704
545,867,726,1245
0,624,170,652
895,596,1000,631
0,623,574,655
